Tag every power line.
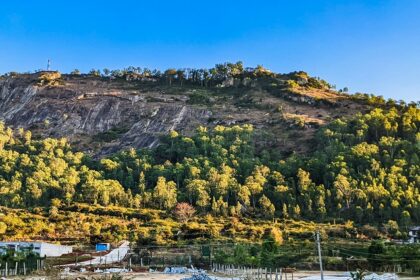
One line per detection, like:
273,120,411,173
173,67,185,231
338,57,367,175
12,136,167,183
322,244,420,263
324,243,398,257
107,241,420,264
331,250,420,263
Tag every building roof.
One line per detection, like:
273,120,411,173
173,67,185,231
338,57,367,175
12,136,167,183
0,241,70,247
409,226,420,231
0,241,44,244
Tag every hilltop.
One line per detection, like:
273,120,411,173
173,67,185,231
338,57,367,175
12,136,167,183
0,64,385,157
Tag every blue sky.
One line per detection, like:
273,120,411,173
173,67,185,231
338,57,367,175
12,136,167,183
1,1,419,101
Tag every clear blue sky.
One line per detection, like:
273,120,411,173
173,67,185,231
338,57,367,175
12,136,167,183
1,1,419,101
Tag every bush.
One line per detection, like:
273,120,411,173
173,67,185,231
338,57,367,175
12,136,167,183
359,225,382,239
187,92,211,105
285,80,299,89
37,71,62,86
93,126,130,142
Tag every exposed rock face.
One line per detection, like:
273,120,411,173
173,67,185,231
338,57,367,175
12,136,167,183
0,73,366,156
0,75,211,155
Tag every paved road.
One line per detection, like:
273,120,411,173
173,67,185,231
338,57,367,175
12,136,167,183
64,241,130,266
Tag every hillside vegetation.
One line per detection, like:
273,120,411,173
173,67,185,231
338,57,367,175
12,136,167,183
0,102,418,244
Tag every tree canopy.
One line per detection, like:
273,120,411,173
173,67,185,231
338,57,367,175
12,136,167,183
0,105,418,231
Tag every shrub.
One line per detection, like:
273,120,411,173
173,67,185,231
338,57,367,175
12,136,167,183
187,92,211,105
268,227,283,245
285,80,299,89
37,71,62,86
359,225,382,239
0,222,7,234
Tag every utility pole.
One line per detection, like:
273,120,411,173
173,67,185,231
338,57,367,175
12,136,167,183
316,231,324,280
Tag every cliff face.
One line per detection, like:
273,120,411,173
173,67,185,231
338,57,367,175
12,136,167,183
0,76,213,155
0,73,367,156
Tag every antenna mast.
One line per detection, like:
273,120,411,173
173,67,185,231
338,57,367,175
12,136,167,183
47,59,51,71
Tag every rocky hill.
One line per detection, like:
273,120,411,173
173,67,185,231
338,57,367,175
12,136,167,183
0,69,372,156
0,67,418,251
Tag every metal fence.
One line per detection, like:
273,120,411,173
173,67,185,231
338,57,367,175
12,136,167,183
0,257,45,276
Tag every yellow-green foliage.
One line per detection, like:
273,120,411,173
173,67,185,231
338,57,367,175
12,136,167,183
0,204,359,245
285,80,299,89
0,105,419,243
37,71,62,86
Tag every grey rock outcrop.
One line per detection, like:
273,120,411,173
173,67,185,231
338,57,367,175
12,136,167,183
0,76,211,156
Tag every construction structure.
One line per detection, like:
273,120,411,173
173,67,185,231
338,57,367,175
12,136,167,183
408,226,420,243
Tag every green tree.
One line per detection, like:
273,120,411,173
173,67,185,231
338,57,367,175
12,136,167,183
259,195,275,218
164,69,177,86
153,177,177,210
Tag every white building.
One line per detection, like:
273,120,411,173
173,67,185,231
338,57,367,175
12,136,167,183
408,226,420,243
0,241,72,257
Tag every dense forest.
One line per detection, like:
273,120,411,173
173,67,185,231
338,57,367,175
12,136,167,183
0,103,418,238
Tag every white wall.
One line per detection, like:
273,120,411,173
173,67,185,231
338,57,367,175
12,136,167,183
40,242,72,257
0,242,72,257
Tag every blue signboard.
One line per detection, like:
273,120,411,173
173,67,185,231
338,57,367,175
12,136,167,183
96,243,110,252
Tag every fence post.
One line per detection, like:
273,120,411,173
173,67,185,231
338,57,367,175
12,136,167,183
23,262,26,275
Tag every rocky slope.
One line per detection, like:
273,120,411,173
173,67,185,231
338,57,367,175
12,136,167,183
0,72,369,156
